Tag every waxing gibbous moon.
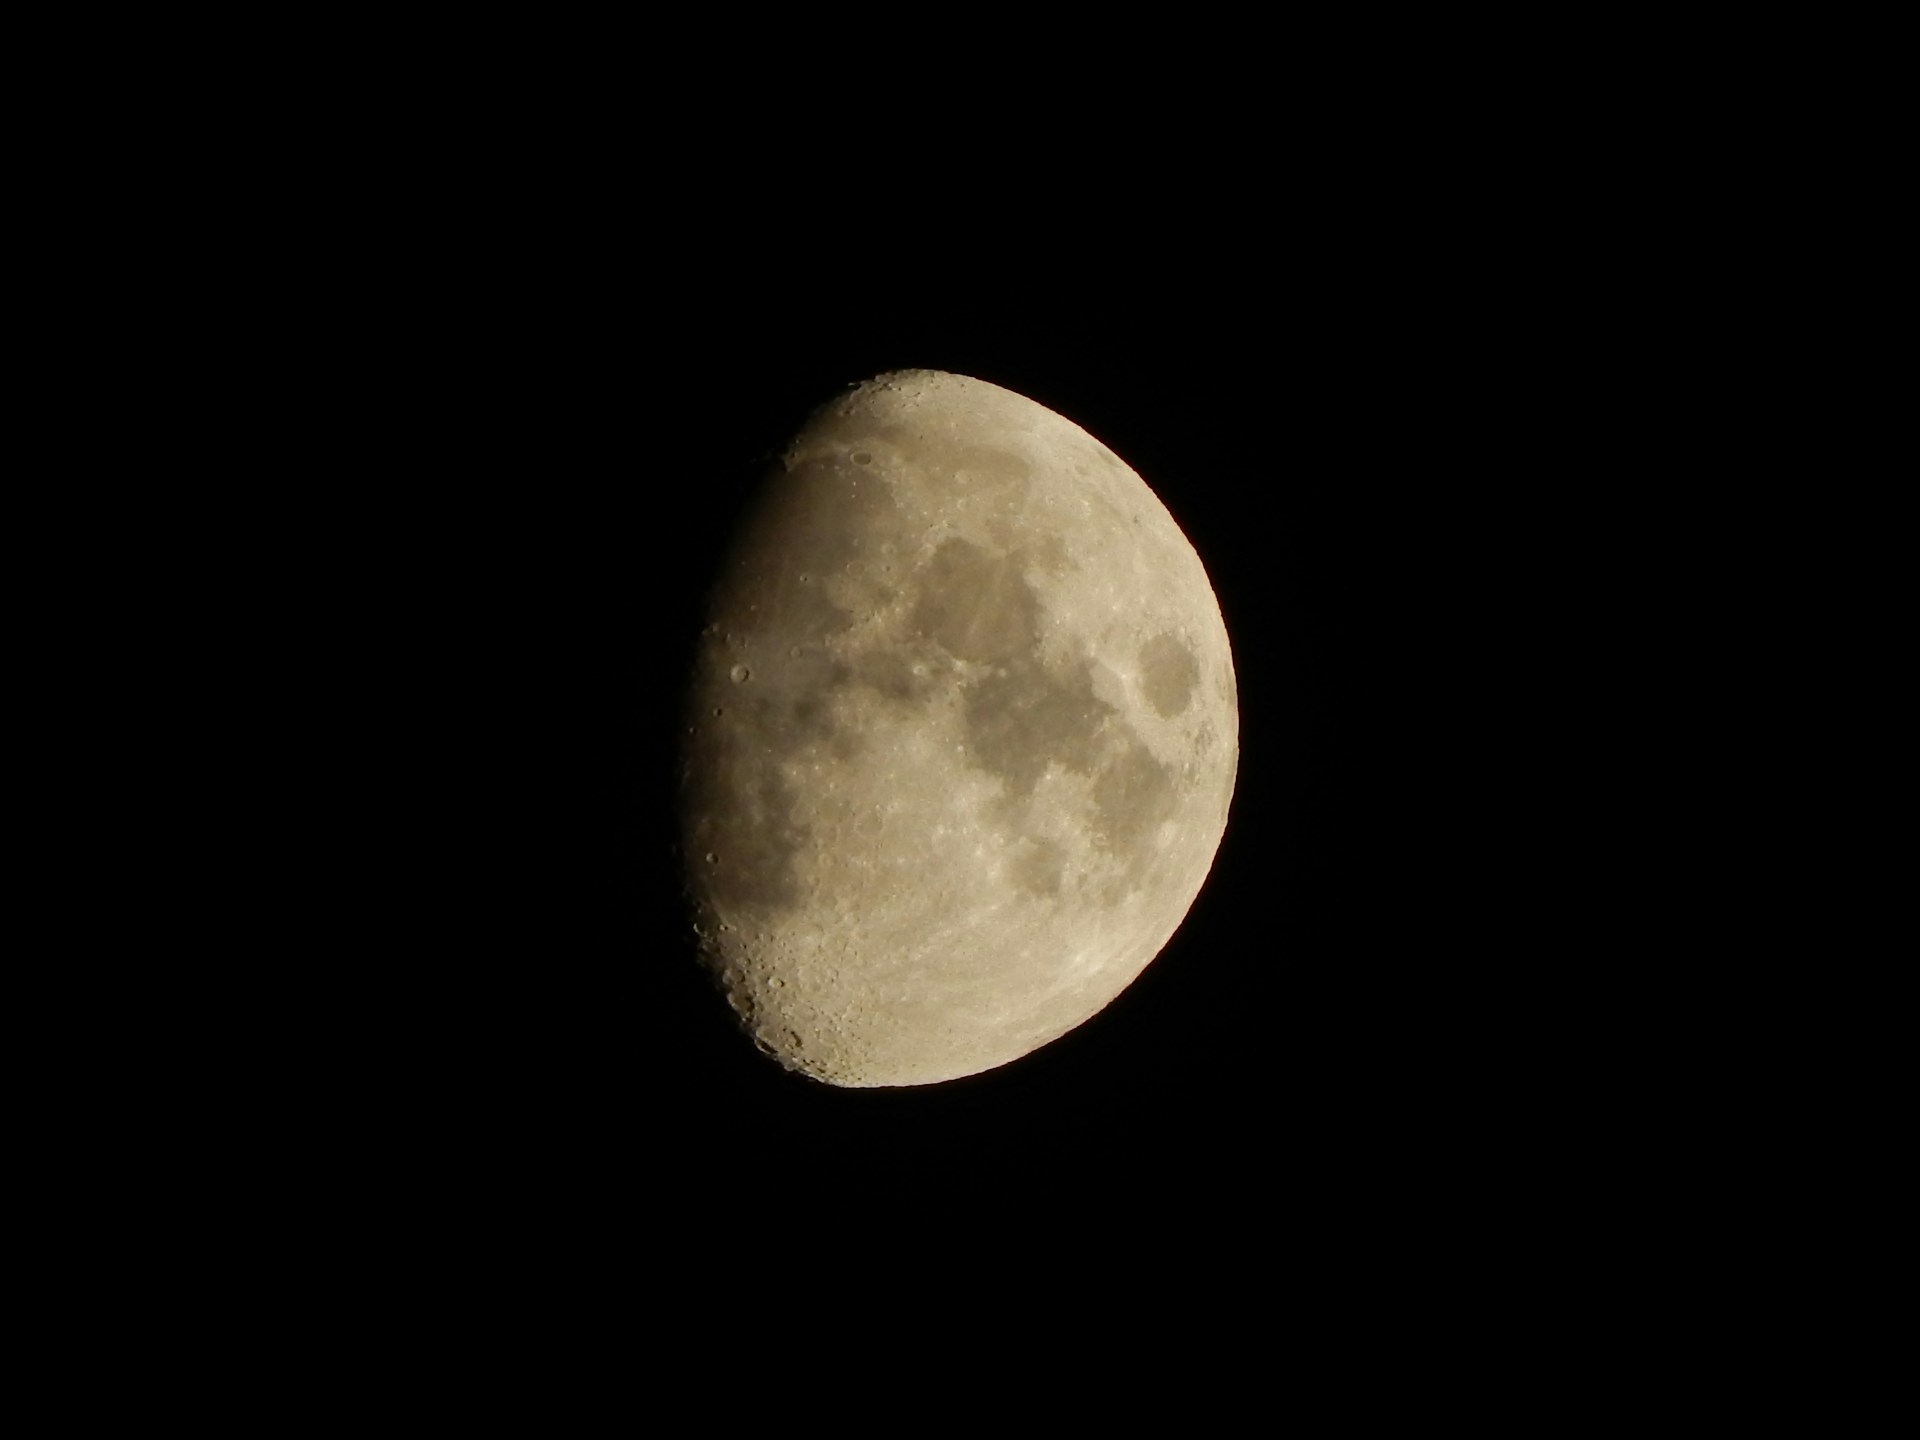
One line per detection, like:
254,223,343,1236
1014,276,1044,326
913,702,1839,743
680,370,1237,1087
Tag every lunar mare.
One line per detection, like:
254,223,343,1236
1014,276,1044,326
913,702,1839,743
681,370,1237,1087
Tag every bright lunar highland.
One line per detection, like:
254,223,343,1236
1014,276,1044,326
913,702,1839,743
681,370,1237,1086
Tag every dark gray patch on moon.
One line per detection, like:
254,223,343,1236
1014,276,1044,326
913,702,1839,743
1092,739,1178,858
1138,632,1198,718
910,538,1041,664
904,537,1115,800
784,657,860,761
850,646,933,704
963,656,1110,799
1011,837,1064,898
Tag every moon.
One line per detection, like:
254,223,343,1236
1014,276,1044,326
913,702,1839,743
680,370,1237,1087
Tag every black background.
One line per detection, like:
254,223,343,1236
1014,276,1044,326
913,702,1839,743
364,252,1652,1228
90,29,1808,1390
278,129,1702,1276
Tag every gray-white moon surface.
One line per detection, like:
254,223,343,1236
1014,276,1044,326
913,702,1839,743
681,370,1237,1087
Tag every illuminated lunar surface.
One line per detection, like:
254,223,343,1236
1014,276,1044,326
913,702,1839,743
681,370,1237,1087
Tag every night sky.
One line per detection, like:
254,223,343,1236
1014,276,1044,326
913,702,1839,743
341,218,1662,1262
